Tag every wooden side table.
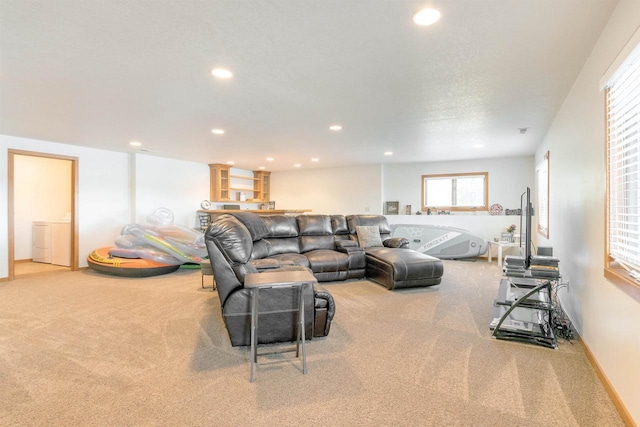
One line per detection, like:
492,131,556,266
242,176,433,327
244,270,317,382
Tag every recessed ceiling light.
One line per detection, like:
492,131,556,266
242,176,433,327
473,144,484,149
412,8,441,26
311,158,319,162
211,129,225,135
329,125,342,131
226,161,235,165
211,68,233,79
266,157,274,161
294,163,301,168
384,151,393,156
258,166,266,170
129,141,142,147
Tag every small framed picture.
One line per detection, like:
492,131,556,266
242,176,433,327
405,205,412,215
384,201,399,215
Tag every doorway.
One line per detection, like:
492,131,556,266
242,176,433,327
7,149,79,280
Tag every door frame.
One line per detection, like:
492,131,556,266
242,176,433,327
7,149,79,280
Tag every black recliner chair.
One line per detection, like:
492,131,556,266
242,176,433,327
204,213,335,346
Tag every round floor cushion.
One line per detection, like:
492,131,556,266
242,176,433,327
87,247,180,278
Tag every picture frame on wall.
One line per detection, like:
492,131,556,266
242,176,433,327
384,201,399,215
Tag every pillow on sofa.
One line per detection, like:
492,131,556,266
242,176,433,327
356,225,383,248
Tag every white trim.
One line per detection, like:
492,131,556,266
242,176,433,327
600,25,640,90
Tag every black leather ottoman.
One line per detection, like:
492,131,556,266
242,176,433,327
364,247,444,290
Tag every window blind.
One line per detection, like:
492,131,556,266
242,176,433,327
607,47,640,270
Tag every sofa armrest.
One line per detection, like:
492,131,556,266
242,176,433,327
336,242,364,255
335,239,358,250
250,258,281,271
334,244,366,273
313,284,336,336
384,237,409,249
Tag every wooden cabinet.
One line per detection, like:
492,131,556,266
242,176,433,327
209,164,271,203
253,170,271,203
209,163,231,201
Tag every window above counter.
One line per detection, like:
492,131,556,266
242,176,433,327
421,172,488,212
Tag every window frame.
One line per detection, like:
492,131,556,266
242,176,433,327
604,42,640,296
421,172,489,212
536,151,550,239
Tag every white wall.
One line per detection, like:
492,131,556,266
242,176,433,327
0,135,210,278
270,157,533,243
271,164,383,214
535,0,640,422
383,156,534,215
134,154,210,228
383,156,534,243
13,155,72,260
0,135,131,277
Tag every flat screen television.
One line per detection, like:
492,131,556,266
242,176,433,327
519,187,533,268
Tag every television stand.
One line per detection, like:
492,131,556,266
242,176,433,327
490,277,557,349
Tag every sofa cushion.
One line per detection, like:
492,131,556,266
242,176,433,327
266,237,300,255
297,215,332,236
356,225,384,248
262,215,299,237
346,215,392,235
331,215,349,235
304,250,349,273
300,235,335,252
366,247,441,279
266,253,310,268
230,212,269,241
364,247,443,289
250,240,269,259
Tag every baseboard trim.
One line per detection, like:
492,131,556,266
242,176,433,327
15,259,33,263
580,339,636,427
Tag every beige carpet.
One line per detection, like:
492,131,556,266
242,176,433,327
14,261,69,276
0,260,623,426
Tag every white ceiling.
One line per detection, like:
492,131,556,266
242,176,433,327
0,0,617,171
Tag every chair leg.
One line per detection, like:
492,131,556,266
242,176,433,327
202,274,216,291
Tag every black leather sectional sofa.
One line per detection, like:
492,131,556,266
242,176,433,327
204,212,444,347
